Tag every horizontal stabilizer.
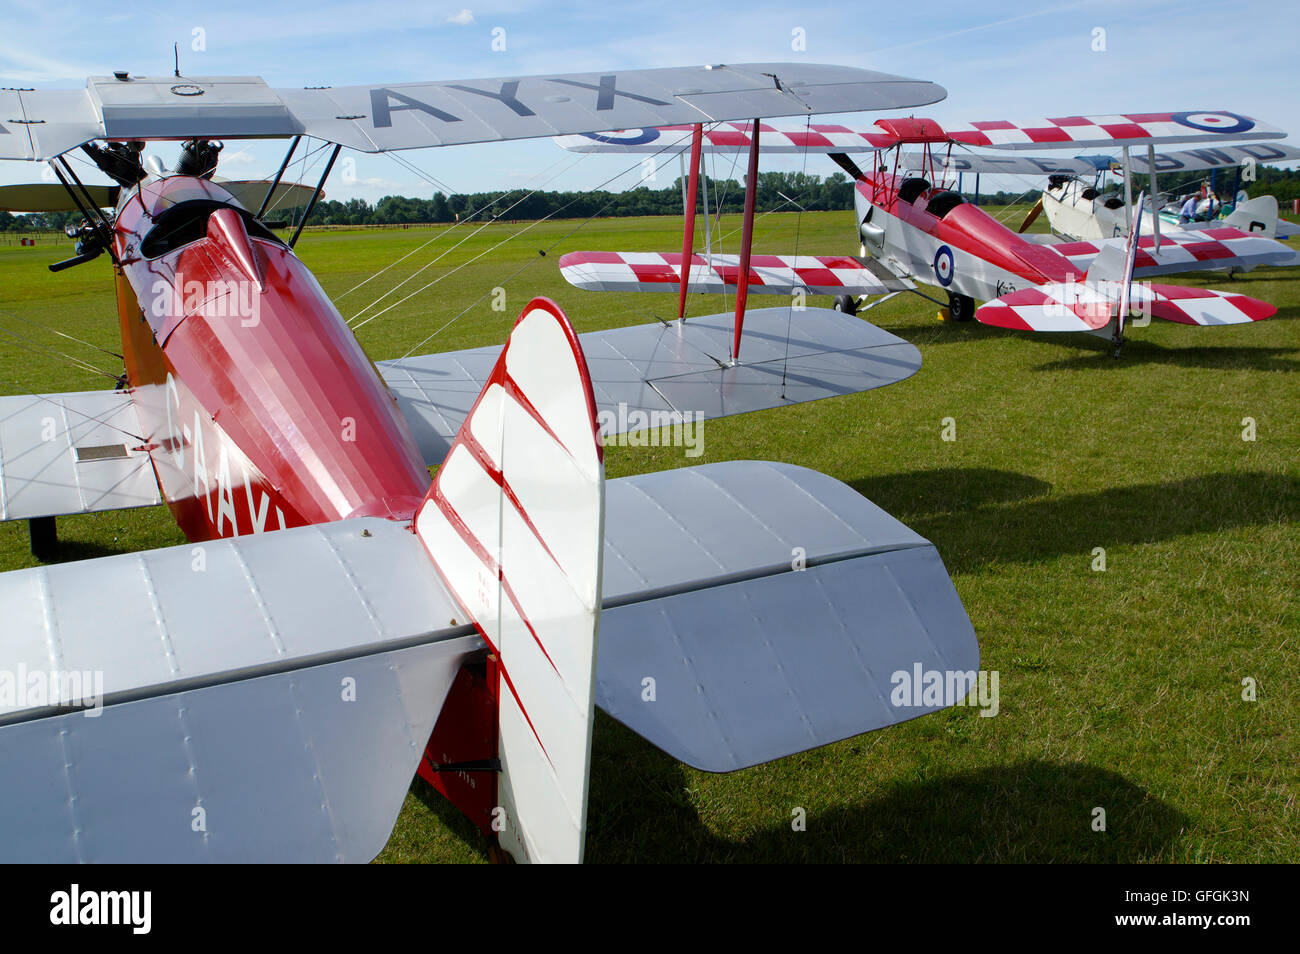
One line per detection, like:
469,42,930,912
596,461,979,771
0,516,481,861
977,280,1275,332
559,250,912,296
381,307,921,467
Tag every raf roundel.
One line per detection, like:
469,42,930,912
1171,111,1254,135
581,128,661,146
933,245,955,287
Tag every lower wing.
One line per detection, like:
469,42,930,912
381,306,922,469
1049,228,1298,278
558,250,912,296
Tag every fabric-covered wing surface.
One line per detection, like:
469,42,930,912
0,516,481,862
0,390,161,521
0,65,946,160
558,251,913,296
380,307,921,468
597,461,979,771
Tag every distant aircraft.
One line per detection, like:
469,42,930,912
556,112,1296,355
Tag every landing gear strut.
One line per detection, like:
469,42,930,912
947,291,976,322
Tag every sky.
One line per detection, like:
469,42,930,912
1,0,1297,201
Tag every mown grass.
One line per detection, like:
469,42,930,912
0,204,1295,863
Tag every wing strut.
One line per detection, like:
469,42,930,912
257,134,301,220
1121,145,1134,233
677,124,703,319
1147,144,1161,251
732,119,760,362
288,143,341,249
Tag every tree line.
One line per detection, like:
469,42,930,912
2,165,1292,233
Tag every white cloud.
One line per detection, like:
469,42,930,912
220,149,259,166
446,9,475,25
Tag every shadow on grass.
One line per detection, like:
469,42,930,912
586,722,1186,862
850,470,1299,575
850,468,1053,523
1032,337,1300,372
408,775,496,860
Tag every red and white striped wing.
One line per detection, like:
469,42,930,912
1051,228,1298,277
945,111,1284,150
1144,284,1277,325
977,281,1276,331
414,297,604,864
976,284,1118,332
554,122,897,154
558,251,908,296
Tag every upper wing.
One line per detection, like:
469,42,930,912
1130,142,1300,174
0,65,945,161
1049,228,1298,278
380,307,921,468
0,390,161,522
554,120,900,154
945,111,1284,150
558,251,912,296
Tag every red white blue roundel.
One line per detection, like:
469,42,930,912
580,129,660,146
1172,111,1254,135
933,245,955,286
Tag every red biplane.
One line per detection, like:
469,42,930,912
0,64,980,863
556,111,1297,355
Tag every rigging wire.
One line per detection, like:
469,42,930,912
395,143,702,359
347,150,598,325
354,131,699,335
333,148,588,304
780,113,816,395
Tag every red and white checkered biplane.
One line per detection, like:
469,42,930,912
555,111,1296,355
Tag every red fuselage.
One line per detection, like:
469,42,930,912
112,176,429,541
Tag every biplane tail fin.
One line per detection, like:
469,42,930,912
413,297,604,864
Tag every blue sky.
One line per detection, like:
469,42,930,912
1,0,1296,199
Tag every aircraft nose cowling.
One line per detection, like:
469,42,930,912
206,206,264,291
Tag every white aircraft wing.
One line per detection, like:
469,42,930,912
0,65,945,161
1129,142,1300,174
0,390,161,522
379,306,921,468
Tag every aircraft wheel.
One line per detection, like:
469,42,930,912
833,294,858,316
947,292,976,322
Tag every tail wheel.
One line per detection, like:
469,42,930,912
947,292,976,322
833,294,859,316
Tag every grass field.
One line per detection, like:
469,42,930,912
0,204,1296,863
